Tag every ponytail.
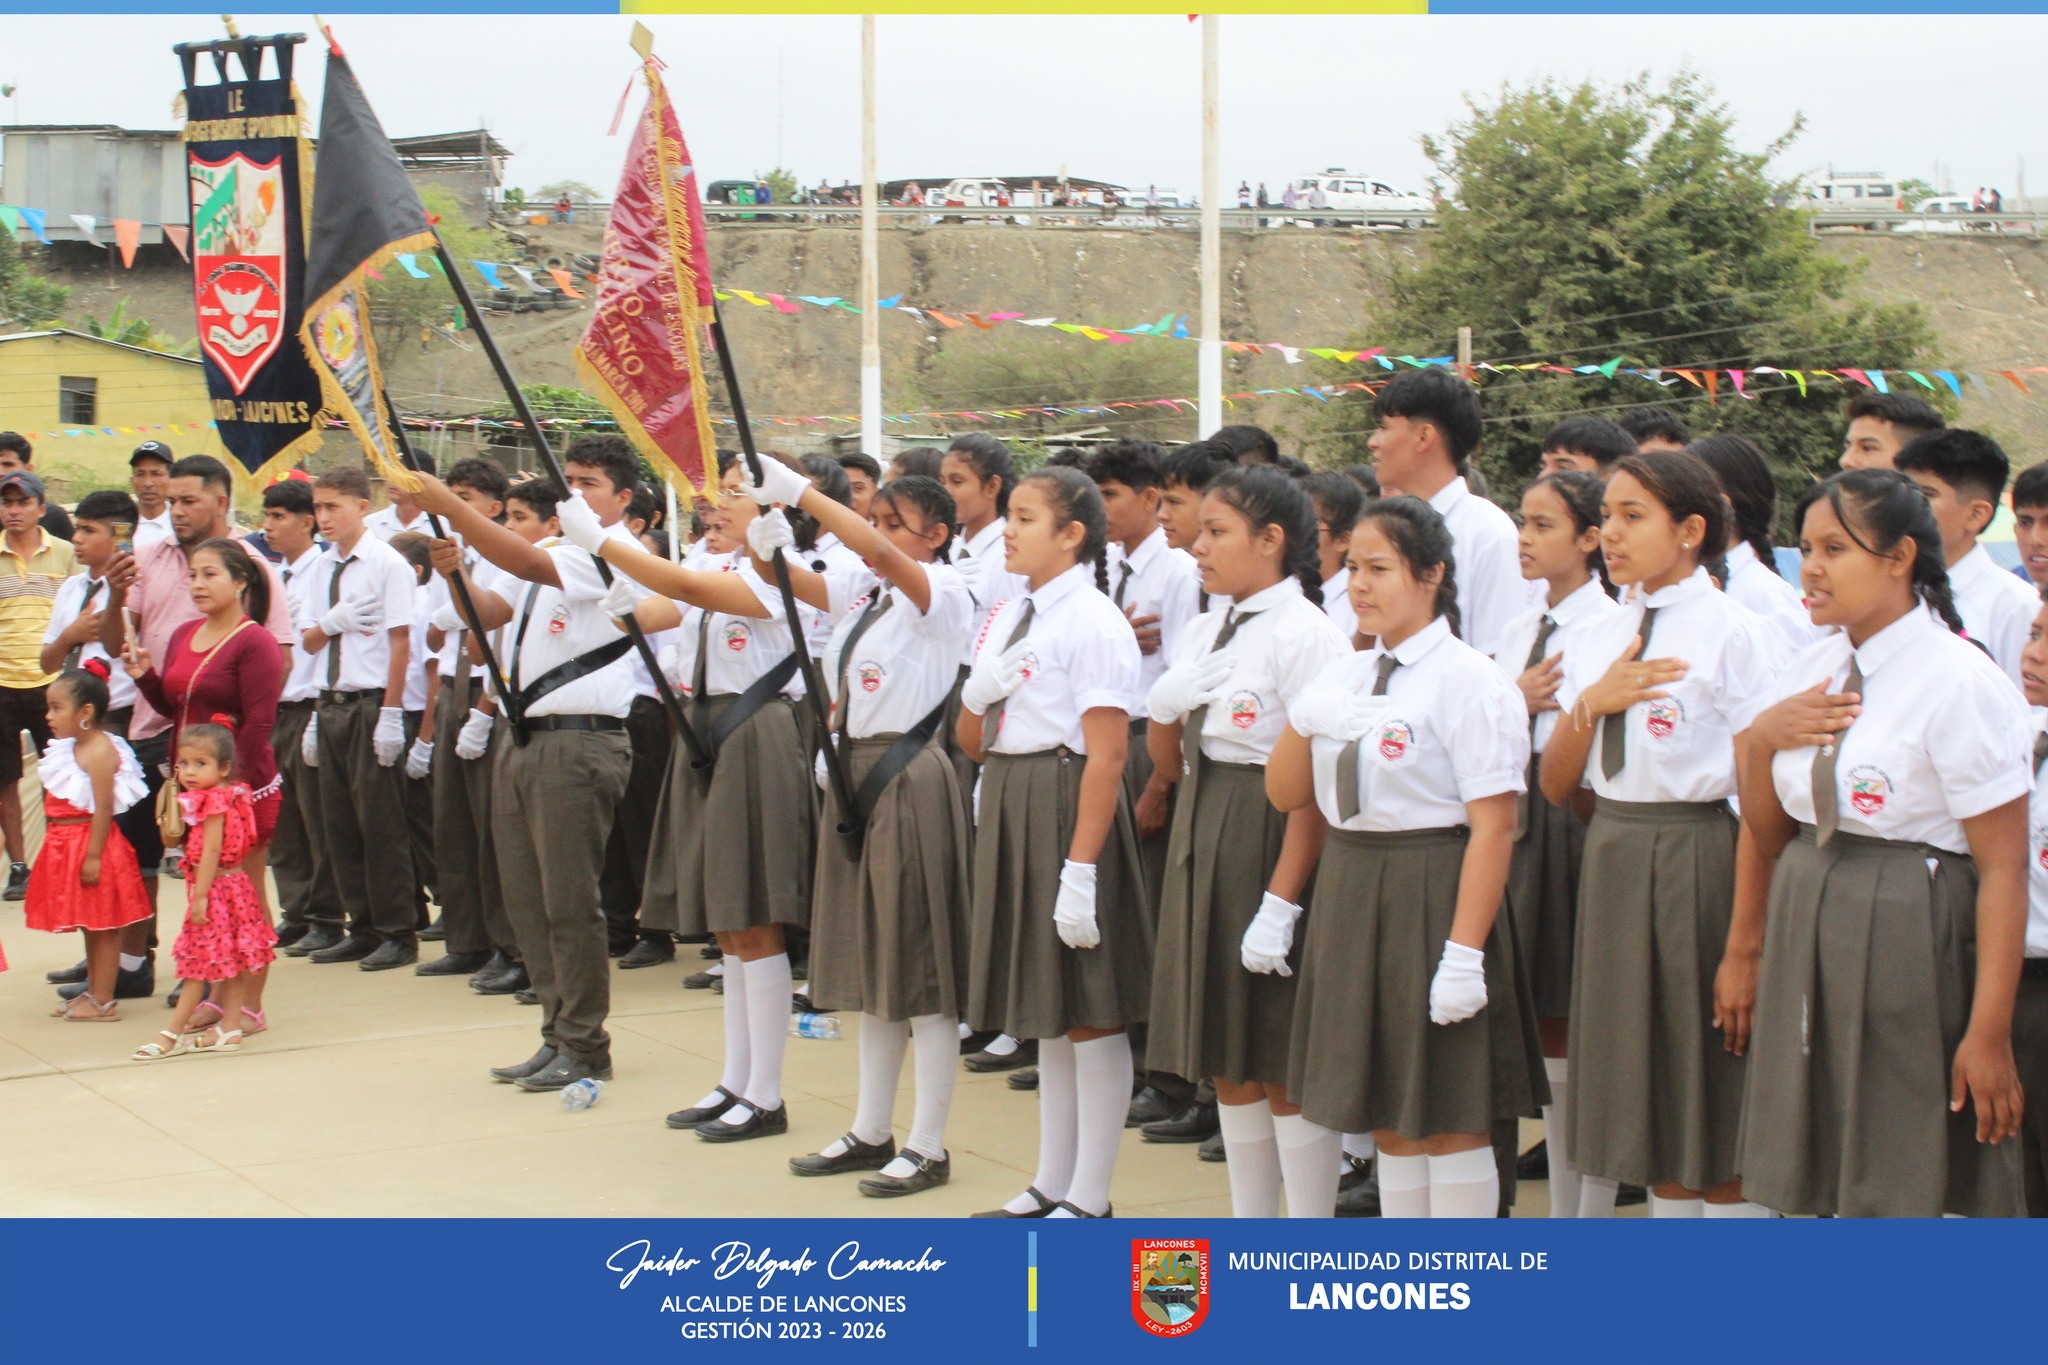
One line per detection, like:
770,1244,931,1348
1686,433,1783,578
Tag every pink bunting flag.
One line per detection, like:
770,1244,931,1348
1727,369,1749,399
160,224,189,262
765,293,801,314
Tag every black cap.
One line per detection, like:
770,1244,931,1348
130,440,173,466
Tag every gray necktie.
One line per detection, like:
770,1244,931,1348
1599,606,1659,781
1525,614,1559,744
2035,729,2048,777
1335,653,1399,824
325,557,353,688
1169,607,1249,865
978,598,1036,750
1812,657,1862,847
1113,560,1134,610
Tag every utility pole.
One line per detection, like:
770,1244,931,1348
1457,325,1473,384
1197,14,1222,438
860,15,882,458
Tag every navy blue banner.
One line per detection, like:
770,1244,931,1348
5,1217,2041,1362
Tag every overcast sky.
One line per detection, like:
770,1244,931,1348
1,13,2040,201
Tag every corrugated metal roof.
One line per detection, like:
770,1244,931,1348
0,329,202,366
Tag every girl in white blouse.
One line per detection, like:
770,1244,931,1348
1688,434,1820,654
1736,468,2027,1216
1496,470,1624,1218
1269,496,1544,1219
958,467,1148,1219
1143,467,1351,1216
1539,450,1784,1216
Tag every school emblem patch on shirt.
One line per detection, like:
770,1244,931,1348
723,622,749,652
1846,764,1893,816
1645,697,1685,739
1226,690,1259,730
1132,1239,1209,1338
547,605,570,635
858,661,884,693
1019,650,1039,684
1377,720,1415,763
2033,821,2048,871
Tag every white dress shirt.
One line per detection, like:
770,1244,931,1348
1557,567,1783,804
131,508,174,550
824,563,976,738
1947,542,2037,691
301,535,418,696
666,551,804,701
797,534,878,659
1494,576,1624,754
1157,576,1350,765
967,563,1140,756
483,540,638,719
1321,565,1356,636
956,516,1030,666
1106,529,1201,720
1724,540,1822,654
365,504,431,543
402,581,431,712
1427,475,1525,660
1291,613,1528,832
279,544,328,704
2028,713,2048,958
1767,607,2031,855
42,571,135,711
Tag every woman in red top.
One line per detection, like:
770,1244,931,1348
125,537,284,1030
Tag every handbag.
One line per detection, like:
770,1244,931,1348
154,618,255,845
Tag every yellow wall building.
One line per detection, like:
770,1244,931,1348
0,328,230,501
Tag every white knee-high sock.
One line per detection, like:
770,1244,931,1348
1649,1194,1704,1218
902,1014,957,1160
697,955,750,1110
733,951,792,1120
850,1014,908,1146
1428,1146,1500,1219
1272,1113,1341,1218
1217,1100,1281,1218
1004,1037,1077,1214
1701,1200,1772,1218
1578,1173,1619,1218
1543,1057,1581,1219
1378,1151,1431,1218
1051,1033,1132,1217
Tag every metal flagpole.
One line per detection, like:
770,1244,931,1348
859,14,882,459
1197,13,1222,439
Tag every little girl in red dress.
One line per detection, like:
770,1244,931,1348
131,717,275,1061
27,664,153,1021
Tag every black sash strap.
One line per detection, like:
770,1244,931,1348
515,636,634,717
834,699,949,848
691,652,802,770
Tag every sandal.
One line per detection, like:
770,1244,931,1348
188,1000,225,1031
51,992,121,1022
239,1007,267,1037
132,1030,192,1061
191,1026,243,1055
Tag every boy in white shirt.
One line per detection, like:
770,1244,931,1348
1896,428,2036,689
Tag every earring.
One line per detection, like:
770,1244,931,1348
80,719,92,731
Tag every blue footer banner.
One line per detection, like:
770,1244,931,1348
5,1218,2041,1360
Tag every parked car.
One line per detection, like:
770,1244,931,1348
1286,170,1432,226
1807,171,1905,212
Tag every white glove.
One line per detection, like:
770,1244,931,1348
813,747,831,792
745,507,795,560
960,638,1033,715
456,707,494,761
740,456,812,507
1053,859,1100,950
1239,892,1303,977
1288,687,1381,742
600,576,641,623
318,596,380,636
405,736,434,779
373,706,406,767
429,599,466,633
300,712,319,768
1428,941,1488,1025
555,491,608,554
1146,649,1235,725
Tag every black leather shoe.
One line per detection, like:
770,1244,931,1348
683,967,722,990
790,1131,896,1176
272,922,311,949
467,949,514,985
1126,1085,1180,1128
1052,1200,1111,1218
490,1045,557,1082
1336,1175,1382,1218
1617,1183,1648,1207
472,962,530,995
1516,1139,1549,1180
46,958,88,985
417,949,492,977
860,1150,951,1198
514,988,539,1005
699,942,723,959
959,1029,999,1056
1197,1130,1226,1163
971,1187,1057,1218
619,938,675,970
695,1102,789,1142
57,957,155,1002
1141,1102,1220,1143
281,925,343,958
418,915,446,943
359,940,418,972
514,1054,613,1092
1339,1153,1374,1194
4,861,28,900
308,934,379,964
964,1038,1037,1072
1007,1066,1039,1092
667,1086,741,1129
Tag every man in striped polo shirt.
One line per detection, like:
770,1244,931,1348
0,469,78,899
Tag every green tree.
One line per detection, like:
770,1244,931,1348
79,299,196,356
365,186,514,351
535,180,600,204
1310,72,1938,522
0,228,69,329
761,167,799,203
1895,177,1937,209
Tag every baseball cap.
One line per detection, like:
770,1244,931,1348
130,440,174,465
0,470,47,500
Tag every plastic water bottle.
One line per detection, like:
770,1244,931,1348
561,1077,605,1111
790,1013,841,1039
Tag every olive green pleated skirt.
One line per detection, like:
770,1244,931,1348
1506,751,1588,1019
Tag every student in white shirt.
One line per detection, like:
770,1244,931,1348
1737,469,2028,1217
1896,428,2037,689
387,531,440,945
1539,451,1784,1217
1144,467,1350,1216
941,433,1024,618
746,461,973,1198
1269,496,1543,1218
301,467,421,971
1690,433,1821,654
413,440,645,1094
2015,592,2048,1215
1497,470,1625,1218
365,476,433,542
1304,471,1366,639
957,467,1148,1219
1537,416,1634,477
1365,369,1524,659
573,455,815,1143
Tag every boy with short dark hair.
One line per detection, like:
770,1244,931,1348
1895,428,2035,686
1303,471,1366,635
2010,463,2048,586
1841,392,1945,471
1614,406,1691,453
1212,424,1280,465
1540,416,1637,475
835,452,883,517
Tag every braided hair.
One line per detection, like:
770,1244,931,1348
1355,495,1462,640
1020,466,1110,594
1205,467,1325,607
871,475,957,563
1793,469,1967,636
53,663,111,727
1528,469,1613,597
1687,433,1784,578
